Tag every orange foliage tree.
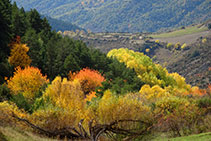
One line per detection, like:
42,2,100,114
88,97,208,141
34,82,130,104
69,68,105,99
7,66,49,100
8,36,31,68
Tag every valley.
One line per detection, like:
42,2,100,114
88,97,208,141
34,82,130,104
60,23,211,88
1,1,211,140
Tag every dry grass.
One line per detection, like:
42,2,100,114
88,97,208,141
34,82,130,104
0,126,57,141
150,25,208,38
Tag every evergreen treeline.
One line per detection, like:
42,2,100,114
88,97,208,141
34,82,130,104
0,0,143,94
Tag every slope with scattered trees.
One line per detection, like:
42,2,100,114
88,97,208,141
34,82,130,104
12,0,211,32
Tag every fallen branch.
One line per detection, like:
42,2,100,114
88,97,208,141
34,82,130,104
12,113,152,141
12,113,88,140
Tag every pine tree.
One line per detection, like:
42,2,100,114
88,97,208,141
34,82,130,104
0,0,12,62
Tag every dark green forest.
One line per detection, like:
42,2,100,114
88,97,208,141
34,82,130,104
11,0,211,32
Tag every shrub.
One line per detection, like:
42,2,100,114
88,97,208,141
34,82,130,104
181,43,187,49
97,90,152,125
174,42,181,50
0,101,28,126
44,76,85,117
139,84,170,102
191,50,200,58
154,96,202,136
7,66,49,100
167,43,173,49
29,106,80,132
9,93,32,113
69,68,105,96
0,84,11,102
155,40,160,43
202,38,207,43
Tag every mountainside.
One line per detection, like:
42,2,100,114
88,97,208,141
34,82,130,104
59,23,211,88
44,16,84,32
167,37,211,88
12,0,211,32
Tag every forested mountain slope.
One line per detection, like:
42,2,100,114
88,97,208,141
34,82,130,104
45,16,84,32
12,0,211,32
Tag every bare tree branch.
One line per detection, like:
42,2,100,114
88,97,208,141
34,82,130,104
12,113,153,141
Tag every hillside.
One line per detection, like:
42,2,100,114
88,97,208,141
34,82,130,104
60,24,211,88
45,16,85,32
166,37,211,88
12,0,211,32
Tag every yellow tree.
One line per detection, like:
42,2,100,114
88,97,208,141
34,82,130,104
8,36,31,68
7,66,49,100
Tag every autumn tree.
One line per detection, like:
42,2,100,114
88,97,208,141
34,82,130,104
8,36,31,68
69,68,105,96
7,66,49,100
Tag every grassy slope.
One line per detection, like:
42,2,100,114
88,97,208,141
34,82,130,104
150,25,208,38
154,132,211,141
0,126,56,141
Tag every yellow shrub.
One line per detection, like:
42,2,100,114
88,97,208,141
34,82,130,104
44,76,85,119
202,38,207,43
181,43,187,49
167,43,173,48
7,67,49,100
97,90,151,125
139,84,170,102
0,101,28,126
155,40,160,43
29,107,80,131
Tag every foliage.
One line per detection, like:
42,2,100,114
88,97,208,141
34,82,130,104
167,43,173,49
98,58,144,95
29,106,81,132
0,101,28,126
202,38,207,43
0,84,11,102
181,43,187,49
107,48,177,87
97,90,152,125
139,84,170,102
174,42,181,50
0,60,13,84
7,66,49,100
154,96,203,136
69,68,105,95
12,0,210,32
0,0,12,62
43,77,85,118
9,93,32,113
45,16,84,32
8,36,31,68
1,1,210,140
155,40,160,43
